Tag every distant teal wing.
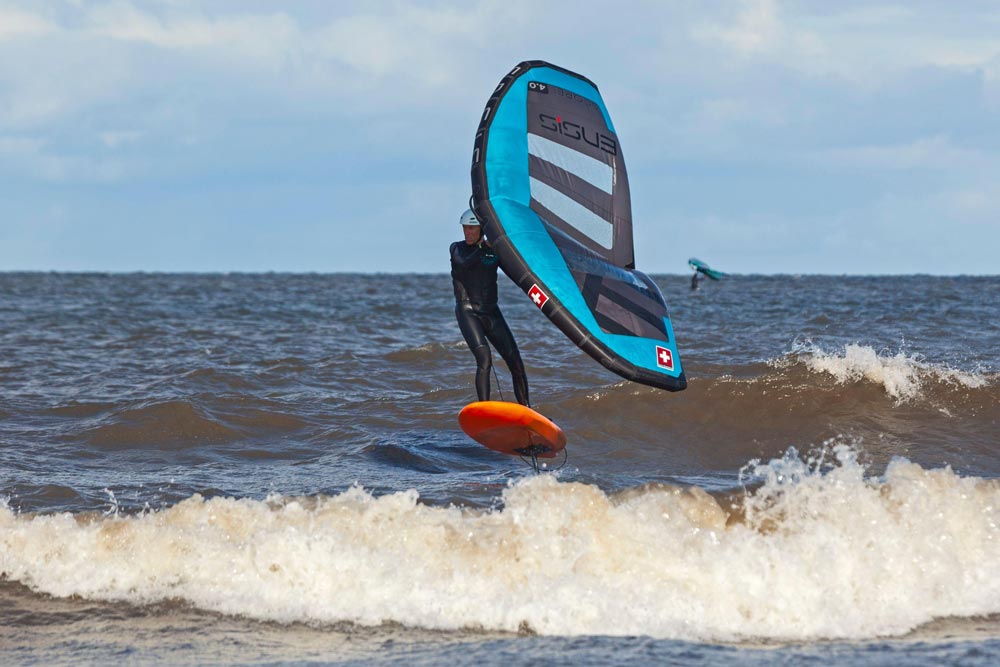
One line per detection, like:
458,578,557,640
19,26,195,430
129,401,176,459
688,257,725,281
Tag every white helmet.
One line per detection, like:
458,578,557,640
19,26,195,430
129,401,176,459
460,209,480,226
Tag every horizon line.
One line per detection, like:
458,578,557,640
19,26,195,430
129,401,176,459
2,270,998,278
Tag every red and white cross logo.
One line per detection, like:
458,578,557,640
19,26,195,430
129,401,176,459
655,345,674,370
527,284,548,309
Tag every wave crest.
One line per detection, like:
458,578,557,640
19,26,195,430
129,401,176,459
781,342,989,402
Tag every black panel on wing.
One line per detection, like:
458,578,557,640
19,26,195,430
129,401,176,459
544,223,670,342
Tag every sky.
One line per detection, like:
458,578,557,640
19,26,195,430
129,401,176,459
0,0,998,274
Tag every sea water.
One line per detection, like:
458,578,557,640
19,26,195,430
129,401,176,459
2,273,998,665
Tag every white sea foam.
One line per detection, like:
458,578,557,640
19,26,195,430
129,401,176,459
787,342,987,401
2,450,999,642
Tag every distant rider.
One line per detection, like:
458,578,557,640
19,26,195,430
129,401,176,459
450,209,530,406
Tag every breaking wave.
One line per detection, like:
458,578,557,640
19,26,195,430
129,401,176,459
781,342,989,402
2,447,998,642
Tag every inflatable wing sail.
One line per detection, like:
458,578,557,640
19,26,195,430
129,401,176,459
471,61,686,391
689,258,727,281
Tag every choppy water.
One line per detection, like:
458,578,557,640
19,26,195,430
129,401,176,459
2,273,999,666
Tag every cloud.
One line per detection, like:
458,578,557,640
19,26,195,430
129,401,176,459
692,0,827,68
819,135,992,170
0,6,56,40
0,1,532,131
946,187,1000,225
98,129,142,148
693,0,785,55
984,54,1000,110
690,0,1000,86
83,3,302,67
74,1,524,91
0,134,126,181
312,6,486,83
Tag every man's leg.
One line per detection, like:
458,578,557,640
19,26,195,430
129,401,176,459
484,308,529,407
456,305,492,401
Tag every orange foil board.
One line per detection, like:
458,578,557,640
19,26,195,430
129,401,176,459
458,401,566,458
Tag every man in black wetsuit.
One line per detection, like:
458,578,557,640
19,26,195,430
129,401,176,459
451,209,530,406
